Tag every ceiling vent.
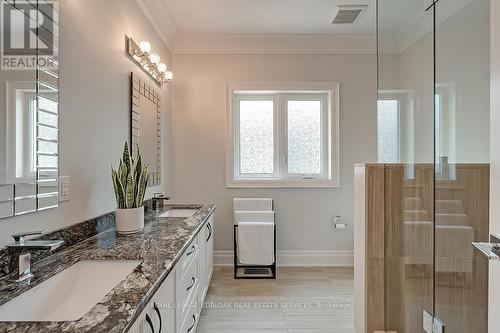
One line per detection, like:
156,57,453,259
330,5,368,24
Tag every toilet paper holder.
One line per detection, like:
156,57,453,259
333,216,346,230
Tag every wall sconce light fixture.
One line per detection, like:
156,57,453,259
126,35,173,86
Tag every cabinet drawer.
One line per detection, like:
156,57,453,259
178,292,199,333
176,253,199,324
178,237,199,282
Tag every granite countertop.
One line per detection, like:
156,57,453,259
0,204,216,333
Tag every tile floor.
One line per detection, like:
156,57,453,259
198,267,354,333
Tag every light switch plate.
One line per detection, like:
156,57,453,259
59,176,70,202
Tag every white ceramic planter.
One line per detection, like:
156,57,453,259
115,206,144,235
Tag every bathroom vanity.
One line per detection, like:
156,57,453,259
0,204,215,333
128,208,215,333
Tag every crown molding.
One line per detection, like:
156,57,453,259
172,33,376,55
135,0,178,53
381,0,474,55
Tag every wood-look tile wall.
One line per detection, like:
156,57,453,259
365,164,385,333
363,164,489,333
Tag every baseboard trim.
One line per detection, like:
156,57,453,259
214,250,354,267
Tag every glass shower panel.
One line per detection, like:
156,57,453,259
434,0,490,332
378,1,435,332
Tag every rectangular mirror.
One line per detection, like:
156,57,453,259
130,73,161,187
0,0,59,218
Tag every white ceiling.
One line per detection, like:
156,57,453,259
138,0,473,54
163,0,377,35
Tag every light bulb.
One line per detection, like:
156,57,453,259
158,63,167,73
139,41,151,54
149,53,160,64
164,71,173,81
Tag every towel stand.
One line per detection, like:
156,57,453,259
233,224,276,279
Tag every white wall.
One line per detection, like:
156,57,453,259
170,54,377,264
0,0,171,246
489,0,500,330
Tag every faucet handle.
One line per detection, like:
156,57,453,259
153,193,171,200
12,231,47,244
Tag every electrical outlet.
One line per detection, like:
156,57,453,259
59,176,70,202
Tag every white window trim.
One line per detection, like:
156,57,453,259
226,82,340,189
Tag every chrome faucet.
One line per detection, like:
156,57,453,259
152,193,171,210
5,231,64,283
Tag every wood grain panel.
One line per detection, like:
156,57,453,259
365,164,386,333
362,163,489,333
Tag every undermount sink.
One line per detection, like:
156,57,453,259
158,208,199,218
0,260,141,322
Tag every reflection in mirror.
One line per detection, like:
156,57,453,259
0,0,59,218
0,185,14,218
131,73,161,187
138,95,159,176
6,80,37,183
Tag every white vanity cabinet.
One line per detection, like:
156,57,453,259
128,269,176,333
199,215,214,301
176,235,200,331
128,213,214,333
206,216,214,283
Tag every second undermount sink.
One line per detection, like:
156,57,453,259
0,259,141,322
158,208,199,218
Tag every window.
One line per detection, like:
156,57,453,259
226,83,339,188
377,99,400,163
237,99,275,175
287,100,323,175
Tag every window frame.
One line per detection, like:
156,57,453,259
226,82,340,189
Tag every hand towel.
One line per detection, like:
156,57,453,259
233,198,273,211
237,221,274,265
234,211,275,225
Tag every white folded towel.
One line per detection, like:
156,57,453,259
234,211,275,225
237,222,275,265
233,198,273,211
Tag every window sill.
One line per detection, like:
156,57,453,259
226,179,340,189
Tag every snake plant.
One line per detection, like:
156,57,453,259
111,142,150,209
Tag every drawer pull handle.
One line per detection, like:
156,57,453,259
187,314,196,332
186,276,196,291
186,245,196,256
153,302,162,333
206,223,212,242
145,313,155,332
